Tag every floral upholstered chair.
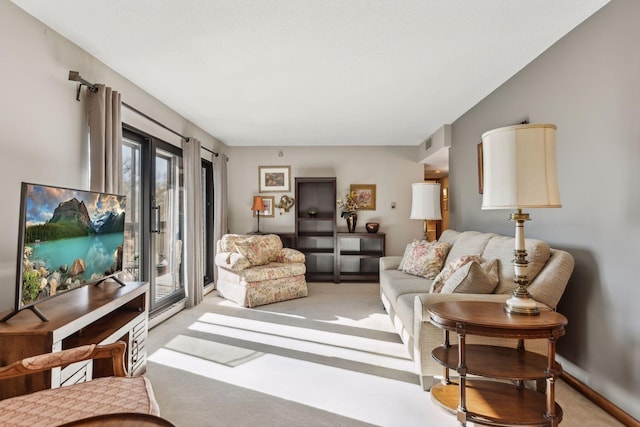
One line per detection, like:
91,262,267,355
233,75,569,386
215,234,308,307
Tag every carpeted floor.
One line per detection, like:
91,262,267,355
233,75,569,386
145,283,622,427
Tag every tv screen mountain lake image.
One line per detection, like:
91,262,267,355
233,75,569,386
19,184,126,308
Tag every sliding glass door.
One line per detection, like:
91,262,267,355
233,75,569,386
151,147,184,306
122,128,185,315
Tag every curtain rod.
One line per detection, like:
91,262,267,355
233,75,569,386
69,70,219,157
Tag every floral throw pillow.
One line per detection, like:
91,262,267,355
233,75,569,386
439,258,500,294
398,242,415,271
430,255,483,293
401,241,451,279
233,237,270,266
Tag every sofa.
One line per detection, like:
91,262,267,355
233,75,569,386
215,234,308,307
379,230,575,390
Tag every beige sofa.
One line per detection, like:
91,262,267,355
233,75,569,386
215,234,308,307
379,230,574,390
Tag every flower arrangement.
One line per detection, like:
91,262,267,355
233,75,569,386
337,190,368,218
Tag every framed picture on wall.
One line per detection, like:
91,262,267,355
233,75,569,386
259,166,291,193
350,184,376,210
253,196,274,218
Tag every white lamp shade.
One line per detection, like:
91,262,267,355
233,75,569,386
410,183,442,220
481,123,561,210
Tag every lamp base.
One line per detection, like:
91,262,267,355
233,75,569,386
504,286,540,315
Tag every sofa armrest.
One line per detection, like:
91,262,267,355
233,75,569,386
275,248,306,263
527,249,575,310
215,252,251,271
380,256,402,271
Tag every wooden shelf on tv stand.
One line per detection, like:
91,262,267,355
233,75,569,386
0,281,149,400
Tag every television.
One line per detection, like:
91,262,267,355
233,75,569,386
1,182,126,322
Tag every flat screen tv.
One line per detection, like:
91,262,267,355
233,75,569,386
2,182,126,322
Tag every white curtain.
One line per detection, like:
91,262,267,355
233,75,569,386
86,85,122,194
213,153,229,285
183,138,204,308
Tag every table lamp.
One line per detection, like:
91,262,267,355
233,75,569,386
481,123,561,315
410,182,442,241
251,196,266,234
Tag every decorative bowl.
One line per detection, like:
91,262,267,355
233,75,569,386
365,222,379,233
307,207,319,217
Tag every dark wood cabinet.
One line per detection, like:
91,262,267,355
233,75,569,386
337,232,385,281
295,177,338,282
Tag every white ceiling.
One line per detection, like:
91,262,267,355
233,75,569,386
12,0,608,148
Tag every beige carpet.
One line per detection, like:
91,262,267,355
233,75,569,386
145,283,622,427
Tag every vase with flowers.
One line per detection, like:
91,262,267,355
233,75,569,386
337,190,367,233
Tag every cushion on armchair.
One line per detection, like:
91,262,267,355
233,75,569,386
233,237,271,265
215,252,251,271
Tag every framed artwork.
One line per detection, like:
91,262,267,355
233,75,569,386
259,166,291,193
350,184,376,210
253,196,274,218
477,142,484,194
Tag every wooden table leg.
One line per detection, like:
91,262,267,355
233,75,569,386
457,332,467,426
546,336,560,427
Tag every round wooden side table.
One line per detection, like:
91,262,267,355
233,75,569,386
428,301,568,427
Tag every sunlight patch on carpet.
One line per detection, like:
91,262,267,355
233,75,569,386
147,347,451,426
164,334,264,367
190,312,414,374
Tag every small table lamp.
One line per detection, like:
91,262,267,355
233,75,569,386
481,123,561,315
251,196,266,234
410,182,442,241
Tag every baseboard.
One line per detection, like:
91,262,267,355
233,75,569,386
561,371,640,427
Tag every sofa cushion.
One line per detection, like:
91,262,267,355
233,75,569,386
439,258,500,294
380,272,432,304
430,255,484,293
443,231,496,265
483,236,550,295
394,293,424,339
400,240,451,279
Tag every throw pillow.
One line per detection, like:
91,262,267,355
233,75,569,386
216,252,251,271
439,258,500,294
401,241,451,279
233,237,270,266
397,241,415,270
430,255,483,293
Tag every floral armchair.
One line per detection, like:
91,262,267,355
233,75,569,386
215,234,308,307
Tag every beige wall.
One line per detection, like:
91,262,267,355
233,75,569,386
227,145,425,256
0,1,225,312
448,0,639,418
